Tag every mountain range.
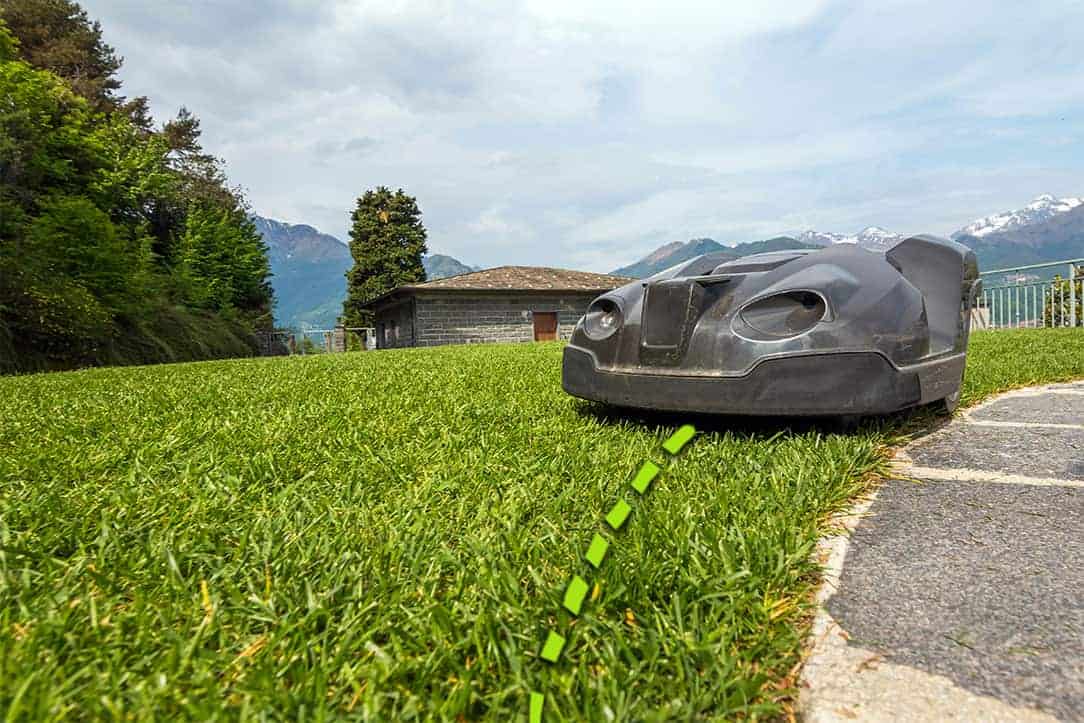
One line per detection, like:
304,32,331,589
257,194,1083,328
612,194,1084,278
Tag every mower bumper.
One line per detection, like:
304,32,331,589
562,345,965,416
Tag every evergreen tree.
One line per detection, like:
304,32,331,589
0,0,124,112
343,187,428,326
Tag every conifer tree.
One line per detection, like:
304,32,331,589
343,187,428,326
0,0,123,111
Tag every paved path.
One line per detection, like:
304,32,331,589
802,381,1084,722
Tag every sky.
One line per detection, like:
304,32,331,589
86,0,1084,272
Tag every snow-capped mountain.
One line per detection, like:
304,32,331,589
951,196,1084,268
951,194,1083,240
794,195,1083,251
612,193,1082,279
796,226,904,249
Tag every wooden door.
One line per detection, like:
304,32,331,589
533,312,558,341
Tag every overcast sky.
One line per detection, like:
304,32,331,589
86,0,1084,271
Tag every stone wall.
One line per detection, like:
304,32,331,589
375,300,415,348
391,293,595,347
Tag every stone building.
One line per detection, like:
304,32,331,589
360,266,632,349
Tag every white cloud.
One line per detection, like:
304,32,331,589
467,206,535,239
84,0,1084,271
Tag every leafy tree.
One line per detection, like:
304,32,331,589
176,202,272,319
25,195,144,312
0,47,100,272
0,4,275,371
0,15,16,61
343,187,428,326
0,0,124,111
0,54,100,205
87,114,176,250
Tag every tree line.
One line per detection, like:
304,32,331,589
0,0,273,372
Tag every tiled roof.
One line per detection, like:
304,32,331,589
361,266,632,307
415,266,632,291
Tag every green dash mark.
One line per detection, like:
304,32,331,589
662,424,696,455
530,691,544,723
630,460,660,494
530,425,698,720
604,499,632,530
585,533,609,568
540,630,566,663
562,575,589,615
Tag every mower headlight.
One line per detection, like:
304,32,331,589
739,291,826,337
583,297,623,340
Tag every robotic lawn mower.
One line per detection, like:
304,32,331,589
563,235,981,418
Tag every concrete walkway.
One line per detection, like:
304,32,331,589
802,381,1084,722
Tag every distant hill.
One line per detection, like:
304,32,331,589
253,216,478,329
731,236,823,256
610,236,819,278
254,217,352,330
610,238,726,278
425,254,479,279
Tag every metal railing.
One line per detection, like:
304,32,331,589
300,326,376,352
974,259,1083,330
255,326,377,356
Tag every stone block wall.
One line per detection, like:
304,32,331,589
375,300,415,348
404,293,596,347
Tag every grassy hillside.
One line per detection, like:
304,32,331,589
0,306,259,374
1,330,1082,719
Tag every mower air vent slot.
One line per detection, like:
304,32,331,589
641,279,702,349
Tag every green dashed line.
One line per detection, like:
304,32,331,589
630,460,660,494
529,692,544,723
604,498,632,530
540,630,566,663
530,424,698,721
584,533,609,568
562,575,589,615
662,424,696,455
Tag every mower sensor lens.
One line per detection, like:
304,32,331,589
740,291,826,337
584,298,623,340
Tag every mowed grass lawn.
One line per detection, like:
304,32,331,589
2,329,1083,721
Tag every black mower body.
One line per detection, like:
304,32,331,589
562,235,981,416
